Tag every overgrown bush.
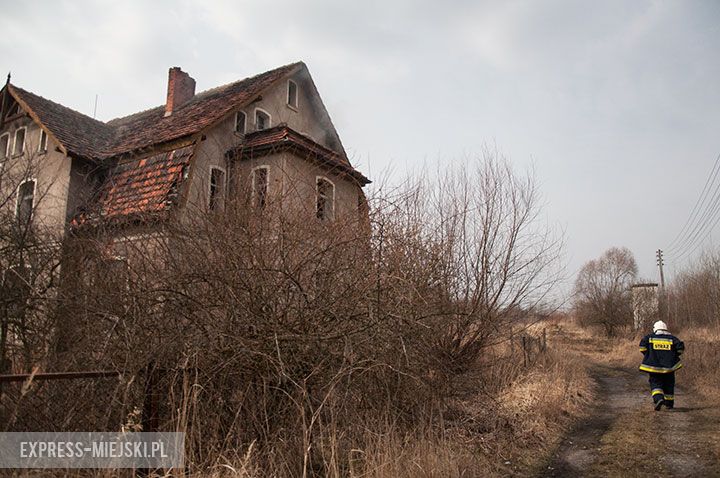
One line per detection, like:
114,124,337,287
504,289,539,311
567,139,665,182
4,151,566,475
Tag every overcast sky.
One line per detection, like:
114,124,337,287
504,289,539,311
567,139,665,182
2,0,719,292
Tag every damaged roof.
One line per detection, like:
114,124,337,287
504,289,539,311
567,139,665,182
73,146,194,225
6,62,302,159
230,126,370,186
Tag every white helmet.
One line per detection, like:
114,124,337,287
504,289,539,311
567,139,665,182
653,320,668,333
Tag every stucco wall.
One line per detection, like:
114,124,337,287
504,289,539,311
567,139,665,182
183,71,364,222
0,115,70,238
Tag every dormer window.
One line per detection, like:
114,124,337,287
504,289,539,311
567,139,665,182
38,130,48,153
13,128,26,156
234,111,246,134
287,80,298,109
0,134,8,161
255,109,270,131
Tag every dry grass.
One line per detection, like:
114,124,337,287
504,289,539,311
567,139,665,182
187,325,594,478
674,327,720,397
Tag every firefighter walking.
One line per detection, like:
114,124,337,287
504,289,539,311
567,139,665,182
639,320,685,411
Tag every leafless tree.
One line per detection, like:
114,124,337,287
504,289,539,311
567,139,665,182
573,246,637,336
667,249,720,329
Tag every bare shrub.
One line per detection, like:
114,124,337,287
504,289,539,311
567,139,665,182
667,249,720,329
5,148,564,474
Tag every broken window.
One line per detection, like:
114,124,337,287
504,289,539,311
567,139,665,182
252,166,269,209
209,167,226,211
316,177,334,221
287,80,298,108
13,128,25,156
0,134,8,161
38,130,48,153
16,179,35,224
255,109,270,131
235,111,246,134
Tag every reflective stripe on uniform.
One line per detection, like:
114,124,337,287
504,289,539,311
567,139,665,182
639,362,683,373
651,389,664,396
664,395,674,400
640,347,648,352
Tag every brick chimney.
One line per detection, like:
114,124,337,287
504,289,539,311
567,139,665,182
164,67,196,117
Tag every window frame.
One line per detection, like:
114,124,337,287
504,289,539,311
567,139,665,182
254,108,271,131
315,176,335,221
13,127,26,156
15,178,36,223
234,111,246,134
251,165,270,209
208,166,227,211
287,80,298,109
0,133,9,161
38,129,48,153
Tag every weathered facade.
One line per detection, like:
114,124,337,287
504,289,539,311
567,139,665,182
0,62,369,238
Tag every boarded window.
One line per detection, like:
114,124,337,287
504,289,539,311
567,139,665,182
39,130,48,152
287,80,298,108
13,128,25,156
255,110,270,130
316,177,334,221
252,166,269,209
16,180,35,224
209,168,226,211
235,111,246,134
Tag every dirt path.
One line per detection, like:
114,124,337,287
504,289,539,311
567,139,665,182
538,363,720,477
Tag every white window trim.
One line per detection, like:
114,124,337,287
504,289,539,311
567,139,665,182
251,165,270,207
15,177,37,221
208,166,227,211
0,132,9,161
316,175,336,221
254,108,272,130
13,127,27,156
234,111,246,134
38,129,48,153
287,80,299,110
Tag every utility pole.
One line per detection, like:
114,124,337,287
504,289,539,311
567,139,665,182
656,249,665,289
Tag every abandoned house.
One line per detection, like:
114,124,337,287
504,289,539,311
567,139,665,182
0,62,370,240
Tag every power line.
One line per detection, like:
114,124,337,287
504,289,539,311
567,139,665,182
668,182,720,258
666,152,720,251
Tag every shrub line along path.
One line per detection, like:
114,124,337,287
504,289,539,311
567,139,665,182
537,327,720,478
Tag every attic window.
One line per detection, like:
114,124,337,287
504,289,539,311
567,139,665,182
316,177,335,221
38,130,48,153
7,103,20,117
209,167,226,211
235,111,246,134
287,80,298,109
13,128,25,156
0,134,8,161
255,109,271,131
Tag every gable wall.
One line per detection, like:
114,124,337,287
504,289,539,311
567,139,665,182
0,114,71,239
183,71,363,221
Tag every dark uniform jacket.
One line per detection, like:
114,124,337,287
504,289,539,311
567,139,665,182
639,332,684,373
